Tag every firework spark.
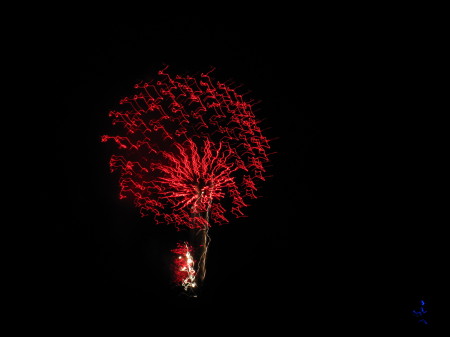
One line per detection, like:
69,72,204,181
171,242,197,295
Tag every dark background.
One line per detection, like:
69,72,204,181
31,9,444,332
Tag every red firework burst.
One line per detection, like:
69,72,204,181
102,66,271,293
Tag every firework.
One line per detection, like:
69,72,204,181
103,66,270,295
171,242,197,295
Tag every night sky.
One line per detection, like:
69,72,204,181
34,10,444,332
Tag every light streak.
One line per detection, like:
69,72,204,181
412,298,429,325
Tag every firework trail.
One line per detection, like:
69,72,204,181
103,65,271,295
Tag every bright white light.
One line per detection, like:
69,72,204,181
180,243,197,292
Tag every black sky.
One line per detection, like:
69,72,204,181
32,10,444,331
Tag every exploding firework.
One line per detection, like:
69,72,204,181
102,66,270,295
171,242,197,296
